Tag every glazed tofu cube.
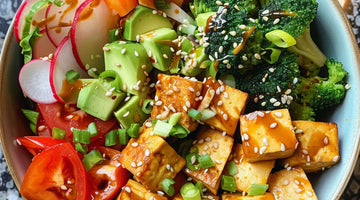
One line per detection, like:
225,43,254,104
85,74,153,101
151,74,203,131
120,126,186,191
230,144,275,193
116,179,167,200
200,77,248,136
268,166,318,199
280,121,340,173
239,109,298,162
185,126,234,194
222,193,275,200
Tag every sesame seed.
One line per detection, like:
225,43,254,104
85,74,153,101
145,149,150,156
134,51,139,57
345,84,351,90
263,16,269,21
189,87,195,92
152,10,158,14
254,53,261,60
229,31,237,36
125,186,131,193
270,122,277,128
274,102,281,107
224,35,229,40
163,54,168,59
257,111,265,117
185,101,191,108
234,5,240,11
223,92,229,98
295,180,300,185
303,149,309,155
242,133,249,141
270,98,277,103
60,185,67,190
283,179,289,185
295,129,303,134
263,137,269,146
198,139,204,144
233,42,238,48
273,18,280,24
155,101,163,106
223,113,228,120
219,46,224,53
131,142,138,147
254,147,258,153
121,48,126,54
157,191,165,196
214,142,219,149
137,161,143,167
307,191,313,197
259,146,267,155
296,188,303,193
215,159,221,164
103,47,110,51
281,143,286,151
333,155,339,162
222,131,227,136
205,137,211,142
217,100,223,106
136,35,140,42
221,30,226,35
216,1,222,5
131,162,136,167
324,136,329,145
239,24,247,29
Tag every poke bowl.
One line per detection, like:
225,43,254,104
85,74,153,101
0,0,359,199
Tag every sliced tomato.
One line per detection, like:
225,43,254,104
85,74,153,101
37,102,117,142
20,142,89,200
104,0,138,16
88,147,131,200
16,136,66,156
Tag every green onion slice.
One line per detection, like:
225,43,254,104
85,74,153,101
180,182,201,200
73,129,91,144
198,154,215,169
83,150,103,171
127,123,140,138
118,129,129,145
161,178,175,196
200,109,216,121
105,130,118,146
227,161,238,176
142,99,154,114
169,112,182,126
263,48,282,64
248,184,269,196
87,122,98,137
170,124,190,138
186,152,200,171
265,30,296,48
52,127,66,139
75,143,88,154
195,182,204,197
99,70,122,92
65,70,80,84
188,108,202,120
21,109,39,125
221,175,236,192
153,120,173,138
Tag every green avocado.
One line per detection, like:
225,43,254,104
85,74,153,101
140,28,177,71
77,79,126,121
114,95,149,129
181,45,208,76
104,41,152,95
123,5,173,41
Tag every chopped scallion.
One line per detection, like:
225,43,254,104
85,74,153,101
221,175,236,192
153,120,173,138
169,124,190,138
186,152,200,171
75,143,88,154
142,99,154,114
188,108,202,120
105,130,118,146
227,161,238,176
127,123,140,138
73,129,90,144
87,122,98,137
118,129,129,145
265,30,296,48
248,184,269,196
99,70,121,92
21,109,39,125
161,178,175,196
200,109,216,121
180,183,201,200
198,154,215,169
264,48,282,64
52,127,66,139
65,70,80,84
168,112,182,126
83,150,103,171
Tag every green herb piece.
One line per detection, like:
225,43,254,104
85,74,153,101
227,161,238,176
200,109,216,121
198,154,215,169
127,123,140,138
52,127,66,139
105,130,118,146
21,109,39,125
180,182,201,200
153,120,173,137
83,150,103,171
248,184,269,196
161,178,175,196
72,129,90,144
142,99,154,114
65,70,80,84
221,175,236,192
118,129,129,145
87,122,98,137
75,143,88,154
265,30,296,48
188,108,202,120
168,112,182,126
169,124,190,138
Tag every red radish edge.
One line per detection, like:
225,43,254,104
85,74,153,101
32,29,57,59
44,4,58,47
14,1,27,42
19,59,58,104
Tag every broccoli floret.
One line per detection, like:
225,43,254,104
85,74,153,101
259,0,327,69
204,2,263,76
189,0,219,17
296,59,348,112
289,101,316,121
236,51,301,112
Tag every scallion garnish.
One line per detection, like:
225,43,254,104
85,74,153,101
142,99,154,114
169,124,190,138
248,184,269,196
127,123,140,138
265,29,296,48
186,151,200,171
161,178,175,196
75,143,88,154
200,109,216,121
153,120,173,138
99,70,122,92
188,108,202,120
65,70,80,84
118,129,129,145
73,129,91,144
227,161,238,176
105,130,118,146
198,154,215,169
83,150,103,171
180,182,201,200
169,112,182,126
52,127,66,139
21,109,39,125
87,122,98,137
221,175,236,192
264,48,282,64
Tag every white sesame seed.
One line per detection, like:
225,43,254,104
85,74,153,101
125,186,131,193
163,54,168,59
281,143,286,152
242,133,249,141
296,188,303,193
257,111,265,117
254,147,259,153
157,191,165,196
137,161,143,167
131,142,139,147
121,48,126,54
185,101,191,108
189,87,195,92
303,149,309,155
345,84,351,90
263,137,269,146
254,53,261,60
229,31,237,36
217,100,223,106
270,98,277,103
214,142,219,149
274,102,281,107
131,162,136,167
145,149,150,156
295,180,300,185
273,18,280,24
222,131,227,136
283,179,289,186
270,122,277,129
198,139,204,144
205,137,211,142
60,185,67,190
324,136,329,145
216,0,222,5
333,155,339,162
307,191,313,197
155,101,163,106
215,159,221,164
259,146,267,155
223,113,228,121
263,16,269,21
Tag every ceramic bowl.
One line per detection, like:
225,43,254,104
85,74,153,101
1,0,360,199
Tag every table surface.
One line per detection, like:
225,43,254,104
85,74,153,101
0,0,360,199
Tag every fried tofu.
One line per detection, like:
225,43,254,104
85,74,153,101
120,126,186,191
229,144,275,193
280,121,340,173
222,192,275,200
239,109,298,162
151,74,203,131
116,179,167,200
200,77,248,136
268,166,317,200
185,126,234,194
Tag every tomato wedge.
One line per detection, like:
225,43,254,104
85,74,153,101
37,102,117,142
88,147,131,200
16,136,65,156
20,142,89,200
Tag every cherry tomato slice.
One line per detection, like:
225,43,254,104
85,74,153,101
20,142,89,200
88,147,131,200
16,136,66,156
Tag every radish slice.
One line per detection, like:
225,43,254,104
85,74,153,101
163,2,196,25
19,59,57,104
71,0,119,72
14,0,50,42
32,29,57,59
45,0,86,47
50,36,89,103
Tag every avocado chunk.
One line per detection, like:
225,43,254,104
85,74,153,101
104,41,152,95
196,12,216,28
114,95,149,129
77,79,126,121
140,28,177,71
181,45,209,76
123,5,173,41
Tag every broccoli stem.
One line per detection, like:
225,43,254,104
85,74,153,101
288,28,327,68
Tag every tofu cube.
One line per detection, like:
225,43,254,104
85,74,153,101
116,179,167,200
268,166,318,199
239,109,298,162
222,193,275,200
280,121,340,173
230,144,275,193
151,74,203,131
185,126,234,194
200,77,248,136
120,126,186,191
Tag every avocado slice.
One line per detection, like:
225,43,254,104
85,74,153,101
104,41,152,95
77,79,126,121
123,5,173,41
140,28,177,71
114,95,149,129
181,45,209,76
